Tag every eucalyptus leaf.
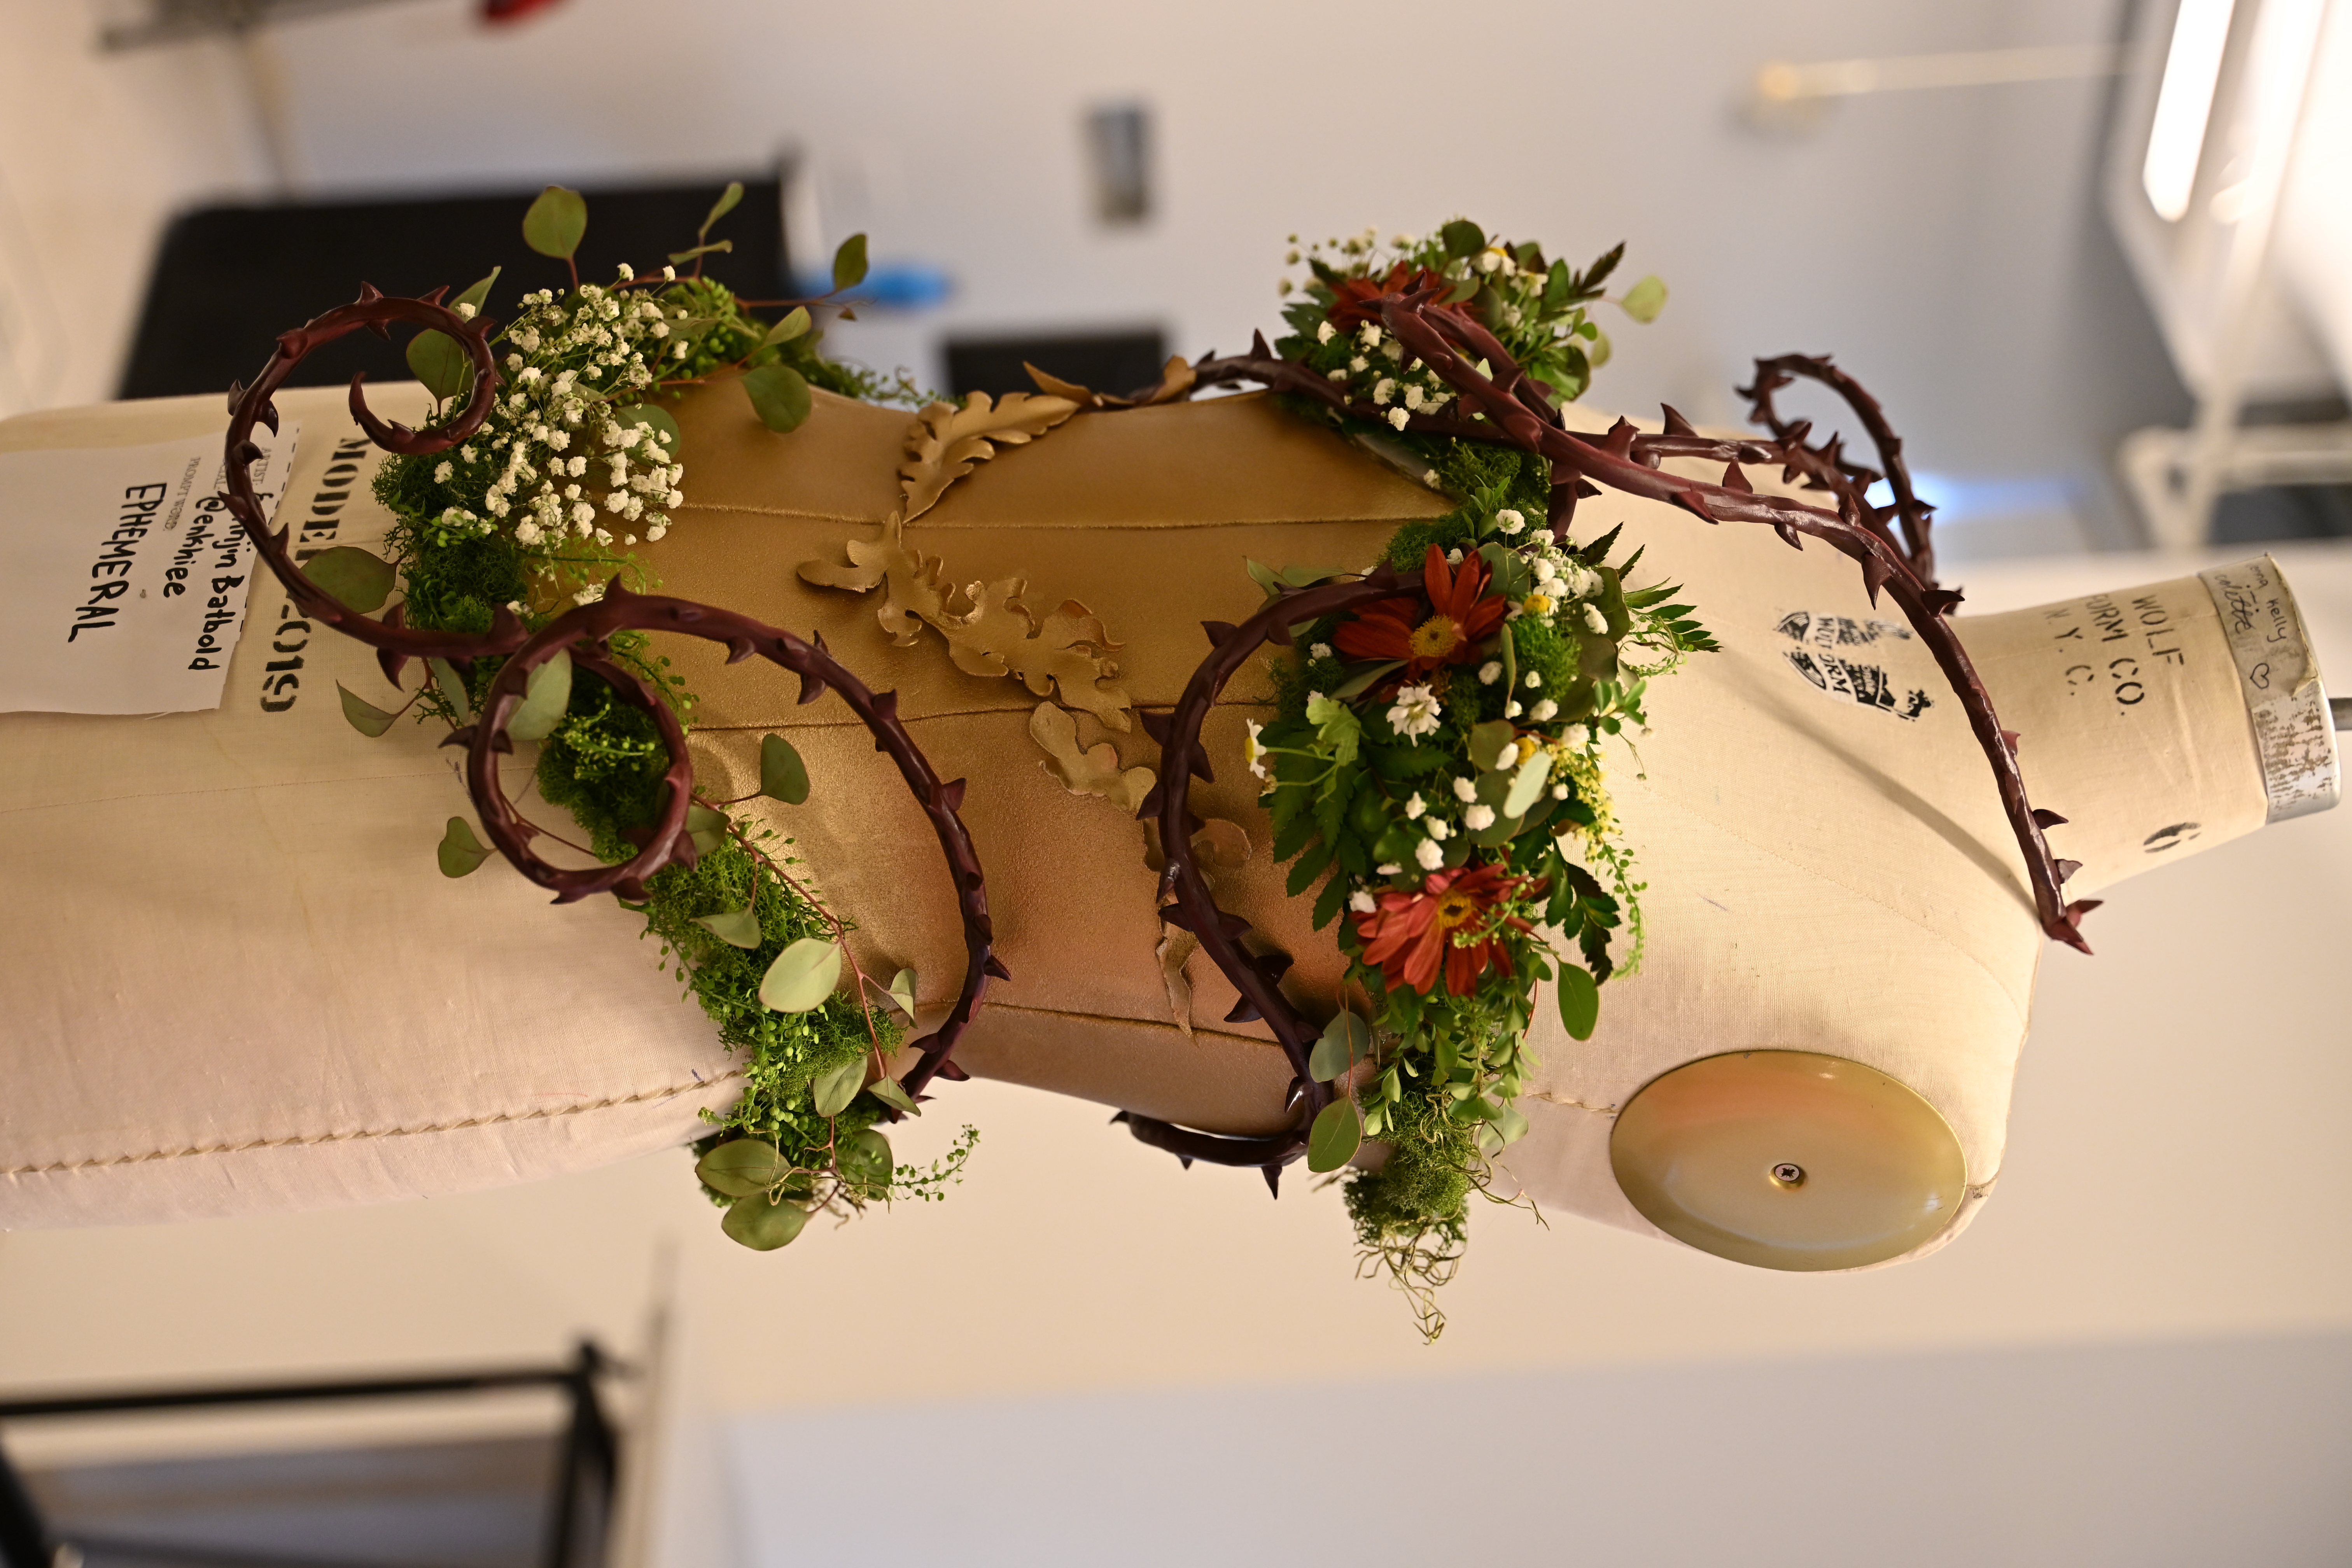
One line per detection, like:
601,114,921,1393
306,546,397,613
760,306,811,349
831,231,869,290
1618,275,1667,324
436,816,492,878
1309,1011,1370,1082
838,1128,894,1195
742,363,812,434
1556,962,1600,1041
406,329,471,404
427,657,472,724
1306,1098,1363,1173
696,1138,789,1198
1439,219,1486,258
866,1076,919,1115
337,682,398,738
685,802,729,858
1503,750,1554,817
810,1052,866,1116
1470,719,1519,773
505,648,573,744
885,967,918,1020
722,1192,808,1251
614,403,682,452
453,267,501,315
1332,659,1405,701
759,935,842,1012
695,904,763,948
1492,1102,1531,1148
758,732,810,804
700,179,744,239
522,185,587,261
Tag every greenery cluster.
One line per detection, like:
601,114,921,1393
1252,220,1714,1335
330,185,971,1253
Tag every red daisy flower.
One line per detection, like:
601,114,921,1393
1333,544,1510,681
1327,263,1465,329
1353,863,1539,998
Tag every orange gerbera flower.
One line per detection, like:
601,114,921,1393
1328,263,1463,328
1333,544,1510,680
1353,863,1538,997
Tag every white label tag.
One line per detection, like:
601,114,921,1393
2199,555,2340,823
0,424,299,714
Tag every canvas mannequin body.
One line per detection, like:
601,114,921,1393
1,381,2333,1269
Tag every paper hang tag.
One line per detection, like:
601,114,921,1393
0,422,300,715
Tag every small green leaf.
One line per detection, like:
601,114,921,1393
684,801,729,858
337,682,398,738
667,240,734,264
453,266,501,315
699,180,744,240
1309,1012,1370,1082
722,1192,808,1251
885,967,918,1020
831,231,869,290
406,329,471,404
1503,750,1554,817
760,936,842,1012
810,1052,866,1116
867,1076,920,1115
1471,718,1519,772
760,305,811,349
1439,219,1487,258
427,657,472,724
505,648,572,743
1618,275,1667,324
759,733,810,804
696,1138,789,1198
695,905,763,948
838,1128,893,1195
742,363,812,433
522,185,587,260
1556,962,1600,1041
1493,1102,1530,1148
437,816,492,878
1587,329,1612,369
1332,658,1405,701
306,546,397,613
614,403,681,451
1307,1098,1363,1173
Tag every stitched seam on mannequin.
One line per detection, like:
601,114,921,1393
980,1000,1278,1048
1,1071,744,1177
1643,790,2032,1024
1530,1094,1617,1116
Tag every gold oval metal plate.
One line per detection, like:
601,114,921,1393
1610,1049,1967,1271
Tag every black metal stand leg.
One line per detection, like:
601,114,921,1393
540,1341,620,1568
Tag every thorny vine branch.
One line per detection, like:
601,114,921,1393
220,289,1006,1103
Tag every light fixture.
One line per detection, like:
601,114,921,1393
2144,0,2239,220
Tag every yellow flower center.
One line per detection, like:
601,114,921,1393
1433,889,1480,934
1407,615,1462,662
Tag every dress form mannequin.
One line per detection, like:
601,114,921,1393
2,382,2335,1270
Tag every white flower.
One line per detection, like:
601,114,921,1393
1464,804,1496,830
1583,604,1609,634
1387,408,1410,430
1309,642,1332,660
574,582,606,606
1349,355,1369,373
1316,321,1336,344
1405,385,1426,410
433,460,453,482
1349,889,1377,914
513,520,542,545
1386,683,1441,740
1327,368,1348,382
1404,792,1425,820
617,262,634,280
1477,248,1504,273
1530,698,1559,721
662,265,676,280
1494,739,1521,769
1424,817,1450,841
454,301,477,320
1505,701,1523,717
1358,322,1382,348
1551,784,1570,799
1496,508,1526,535
646,523,668,541
1563,724,1590,747
1414,838,1446,871
1244,719,1269,780
1478,660,1502,685
1422,469,1442,487
1451,775,1478,803
1372,378,1397,406
1524,671,1542,689
606,490,628,513
1376,862,1402,877
460,445,477,462
1444,547,1464,565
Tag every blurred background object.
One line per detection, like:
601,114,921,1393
2,2,2350,1563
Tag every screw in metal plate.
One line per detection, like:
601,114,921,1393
1770,1162,1806,1187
